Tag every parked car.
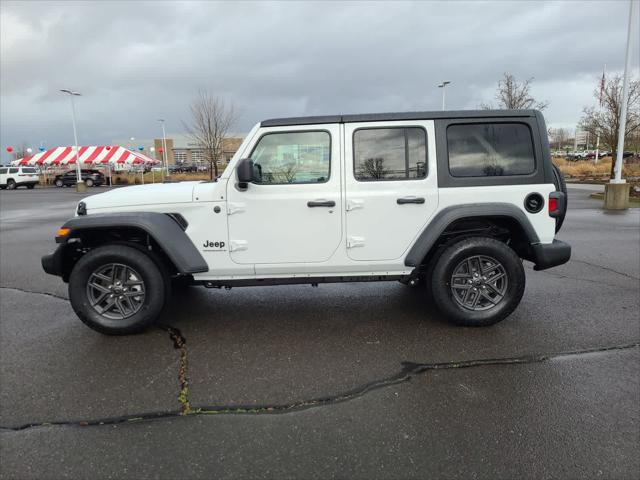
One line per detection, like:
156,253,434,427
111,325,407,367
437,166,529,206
42,109,570,335
0,166,40,189
54,169,105,188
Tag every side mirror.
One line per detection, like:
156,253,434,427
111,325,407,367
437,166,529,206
236,158,253,190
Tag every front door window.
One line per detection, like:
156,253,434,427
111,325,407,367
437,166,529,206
249,131,331,185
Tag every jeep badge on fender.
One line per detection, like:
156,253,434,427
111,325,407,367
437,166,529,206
41,109,570,335
203,240,225,249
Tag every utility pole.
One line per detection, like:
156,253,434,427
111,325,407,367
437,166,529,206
594,65,606,164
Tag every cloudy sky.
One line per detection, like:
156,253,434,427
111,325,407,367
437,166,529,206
1,0,638,153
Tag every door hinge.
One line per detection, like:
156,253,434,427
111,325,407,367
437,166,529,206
347,236,366,248
346,199,364,211
229,240,248,252
227,202,246,215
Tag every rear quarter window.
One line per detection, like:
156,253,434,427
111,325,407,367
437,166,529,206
21,168,37,174
447,123,535,177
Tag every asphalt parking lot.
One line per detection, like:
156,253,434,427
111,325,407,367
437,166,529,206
1,185,638,479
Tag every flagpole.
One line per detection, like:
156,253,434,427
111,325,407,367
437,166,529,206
594,64,606,164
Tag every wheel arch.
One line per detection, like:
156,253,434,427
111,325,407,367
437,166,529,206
405,203,540,269
54,212,208,281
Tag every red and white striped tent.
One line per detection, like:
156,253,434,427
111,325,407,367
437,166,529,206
11,146,160,167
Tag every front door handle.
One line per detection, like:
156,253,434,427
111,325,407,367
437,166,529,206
307,200,336,207
397,196,425,205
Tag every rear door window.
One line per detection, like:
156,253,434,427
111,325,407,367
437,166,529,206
447,123,535,177
0,168,7,174
353,127,427,181
8,168,18,174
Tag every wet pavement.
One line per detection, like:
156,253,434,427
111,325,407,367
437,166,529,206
1,185,638,479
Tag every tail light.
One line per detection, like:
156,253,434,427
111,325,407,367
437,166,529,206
548,192,565,218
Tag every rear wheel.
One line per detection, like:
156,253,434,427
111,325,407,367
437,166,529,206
27,184,35,189
55,179,64,187
69,245,167,335
430,237,525,326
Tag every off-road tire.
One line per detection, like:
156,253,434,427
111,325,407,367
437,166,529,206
68,244,166,335
430,237,525,326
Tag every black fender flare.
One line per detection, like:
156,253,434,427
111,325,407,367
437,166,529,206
404,203,540,267
58,212,208,274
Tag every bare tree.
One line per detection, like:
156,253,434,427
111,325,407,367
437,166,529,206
579,74,640,176
482,73,548,110
185,90,237,179
358,158,388,179
550,127,569,151
13,142,29,160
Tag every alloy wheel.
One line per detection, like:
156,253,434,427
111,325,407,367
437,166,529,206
86,263,146,320
450,255,508,311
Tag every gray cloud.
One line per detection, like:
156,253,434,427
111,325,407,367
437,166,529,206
1,0,638,153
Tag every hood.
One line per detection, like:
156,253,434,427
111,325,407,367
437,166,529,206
83,182,202,211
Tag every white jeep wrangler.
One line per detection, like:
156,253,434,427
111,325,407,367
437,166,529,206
42,110,570,335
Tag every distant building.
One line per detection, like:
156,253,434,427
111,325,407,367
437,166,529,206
574,129,589,149
113,134,244,167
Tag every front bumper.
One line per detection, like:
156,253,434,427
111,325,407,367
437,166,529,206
41,245,65,278
531,239,571,271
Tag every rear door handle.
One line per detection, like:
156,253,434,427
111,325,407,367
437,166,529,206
397,196,425,205
307,200,336,207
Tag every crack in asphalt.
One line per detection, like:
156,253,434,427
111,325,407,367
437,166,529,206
2,340,637,433
536,269,636,289
570,259,640,281
157,325,192,415
0,286,68,301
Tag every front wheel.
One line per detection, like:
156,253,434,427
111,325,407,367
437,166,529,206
68,245,167,335
85,178,94,187
430,237,525,327
55,179,64,187
6,179,16,190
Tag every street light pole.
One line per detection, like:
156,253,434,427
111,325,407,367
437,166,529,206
158,119,169,177
438,81,451,111
60,89,84,192
604,0,637,210
612,0,637,184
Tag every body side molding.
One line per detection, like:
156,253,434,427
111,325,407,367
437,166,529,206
404,203,540,267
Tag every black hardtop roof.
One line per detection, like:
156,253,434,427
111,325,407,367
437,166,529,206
261,109,539,127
